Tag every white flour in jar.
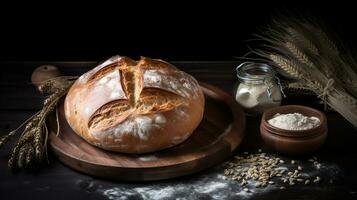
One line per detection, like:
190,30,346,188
235,84,281,114
268,112,320,130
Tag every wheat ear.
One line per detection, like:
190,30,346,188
286,27,319,55
269,54,303,79
285,42,315,68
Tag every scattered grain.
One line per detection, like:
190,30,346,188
314,176,321,183
223,152,324,190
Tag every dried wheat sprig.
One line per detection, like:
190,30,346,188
286,27,319,55
290,77,357,122
299,23,357,98
8,133,34,169
0,112,39,148
4,76,75,170
285,42,314,68
250,18,357,127
339,91,357,108
25,146,34,168
303,23,339,55
33,127,43,160
285,27,336,79
286,82,316,96
43,123,49,163
17,144,28,168
269,54,304,79
328,89,357,123
288,81,314,92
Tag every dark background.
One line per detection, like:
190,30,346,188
1,2,356,62
2,3,357,200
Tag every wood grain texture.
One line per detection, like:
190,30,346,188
48,82,245,181
1,61,357,199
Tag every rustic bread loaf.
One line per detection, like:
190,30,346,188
64,56,205,153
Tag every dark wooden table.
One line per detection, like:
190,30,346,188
1,61,357,200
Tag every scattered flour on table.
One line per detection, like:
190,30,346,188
133,187,177,199
96,173,262,200
85,154,342,200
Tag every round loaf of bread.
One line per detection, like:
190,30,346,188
64,56,205,153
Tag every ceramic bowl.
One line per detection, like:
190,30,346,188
260,105,328,155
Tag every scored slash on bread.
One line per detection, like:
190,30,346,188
120,66,143,107
88,59,187,132
88,100,132,132
135,88,185,115
64,56,204,153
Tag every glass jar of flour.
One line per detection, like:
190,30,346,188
234,62,284,115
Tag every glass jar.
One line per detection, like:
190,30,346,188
234,62,284,115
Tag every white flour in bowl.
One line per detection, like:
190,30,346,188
268,112,320,130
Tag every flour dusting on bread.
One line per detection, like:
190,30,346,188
94,114,166,142
64,56,205,153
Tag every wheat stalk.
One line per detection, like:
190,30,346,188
269,54,303,79
286,27,319,55
251,18,357,127
285,42,314,68
286,82,316,96
288,81,314,91
305,23,339,55
2,76,76,170
300,23,357,98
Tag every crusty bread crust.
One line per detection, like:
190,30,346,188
64,56,205,153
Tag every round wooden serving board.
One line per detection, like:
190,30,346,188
49,82,245,181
